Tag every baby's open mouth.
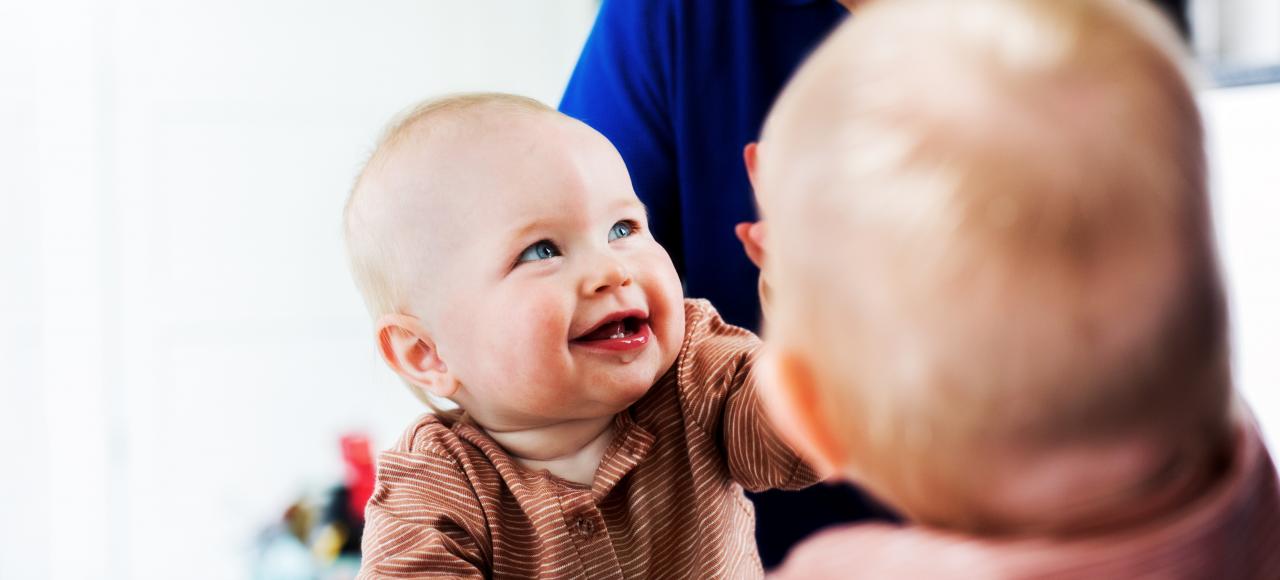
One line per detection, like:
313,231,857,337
574,316,645,342
571,311,652,352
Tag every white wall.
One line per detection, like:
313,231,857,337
1192,0,1280,66
1202,82,1280,449
0,1,596,579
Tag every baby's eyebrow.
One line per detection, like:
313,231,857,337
610,197,647,216
508,217,558,243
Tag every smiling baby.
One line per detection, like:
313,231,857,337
344,93,819,579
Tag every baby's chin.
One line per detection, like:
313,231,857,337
573,328,679,391
589,367,662,411
530,383,649,423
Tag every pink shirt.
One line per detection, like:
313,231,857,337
772,419,1280,579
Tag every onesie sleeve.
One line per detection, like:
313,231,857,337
676,299,822,492
356,427,489,578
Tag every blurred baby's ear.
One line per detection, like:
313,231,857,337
757,346,845,479
375,314,459,399
743,142,760,190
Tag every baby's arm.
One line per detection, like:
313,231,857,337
678,300,822,492
357,447,488,579
720,344,824,491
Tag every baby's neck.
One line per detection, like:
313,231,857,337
484,416,616,485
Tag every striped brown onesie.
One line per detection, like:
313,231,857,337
358,299,820,579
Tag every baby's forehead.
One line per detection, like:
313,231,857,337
388,106,554,169
371,110,557,199
363,106,634,241
392,105,611,177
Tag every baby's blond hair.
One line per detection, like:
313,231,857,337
761,0,1229,529
343,93,554,409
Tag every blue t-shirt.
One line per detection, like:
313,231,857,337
561,0,847,331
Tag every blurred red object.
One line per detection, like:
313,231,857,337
341,433,375,523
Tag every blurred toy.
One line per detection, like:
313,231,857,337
252,432,375,580
340,433,375,543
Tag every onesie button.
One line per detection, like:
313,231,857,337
574,516,595,537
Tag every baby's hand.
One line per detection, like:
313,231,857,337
735,221,772,319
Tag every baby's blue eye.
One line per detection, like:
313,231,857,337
517,240,561,263
608,221,634,241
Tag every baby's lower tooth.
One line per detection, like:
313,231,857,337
611,331,624,339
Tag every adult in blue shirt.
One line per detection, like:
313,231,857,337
560,0,1189,566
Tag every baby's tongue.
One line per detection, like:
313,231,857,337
579,320,626,342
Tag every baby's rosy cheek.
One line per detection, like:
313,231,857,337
525,291,569,333
509,294,574,376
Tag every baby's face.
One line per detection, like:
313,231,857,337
391,113,685,429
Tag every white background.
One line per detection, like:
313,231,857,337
0,1,1277,579
0,2,597,579
1191,0,1280,66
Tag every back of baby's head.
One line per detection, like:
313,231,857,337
760,0,1229,528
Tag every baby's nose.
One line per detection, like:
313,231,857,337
584,258,632,295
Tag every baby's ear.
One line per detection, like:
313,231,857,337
757,346,845,479
375,314,459,398
743,142,760,190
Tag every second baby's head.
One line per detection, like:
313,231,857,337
756,0,1231,536
344,94,685,431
